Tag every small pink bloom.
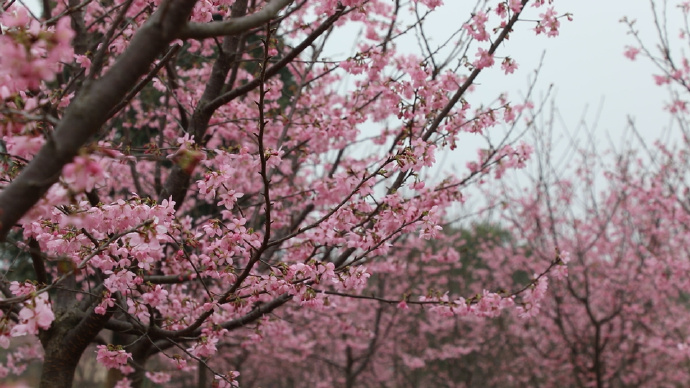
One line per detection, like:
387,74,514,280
501,57,518,74
75,55,91,71
473,48,495,69
623,46,640,60
10,294,54,337
96,345,132,370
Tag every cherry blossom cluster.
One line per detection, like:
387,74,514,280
466,141,534,179
96,344,132,371
7,293,54,337
0,6,74,97
420,290,516,318
463,0,570,74
0,344,41,379
621,5,690,113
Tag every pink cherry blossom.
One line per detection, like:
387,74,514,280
624,46,641,60
501,57,519,74
96,345,132,370
9,294,54,337
473,48,495,69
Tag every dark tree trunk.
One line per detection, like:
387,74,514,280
39,306,112,388
40,337,82,388
198,360,208,388
128,341,152,388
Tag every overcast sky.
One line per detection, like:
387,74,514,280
400,1,678,191
429,0,674,148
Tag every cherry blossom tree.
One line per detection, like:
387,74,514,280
413,3,690,386
469,124,690,386
216,2,690,387
0,0,571,387
213,223,532,388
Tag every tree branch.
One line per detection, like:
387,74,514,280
0,0,197,241
177,0,293,40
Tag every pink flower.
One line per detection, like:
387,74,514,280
145,372,171,384
142,285,169,308
508,0,523,13
552,264,568,280
188,336,219,358
9,281,36,297
4,136,45,160
214,371,240,388
501,57,518,74
401,353,426,369
517,276,549,318
95,296,115,315
623,46,640,60
1,6,30,28
62,156,105,192
96,345,132,369
10,294,54,337
114,378,132,388
474,290,513,317
535,8,560,37
0,9,74,94
75,55,92,71
464,12,490,41
415,0,442,9
103,270,137,294
173,356,187,370
667,99,688,113
337,266,371,291
0,334,10,349
473,48,495,69
654,74,670,85
496,3,508,17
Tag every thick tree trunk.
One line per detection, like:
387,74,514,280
39,306,112,388
40,343,82,388
39,320,85,388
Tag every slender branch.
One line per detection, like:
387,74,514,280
148,294,290,348
203,5,346,114
106,44,182,120
28,239,49,285
421,0,529,142
87,0,136,80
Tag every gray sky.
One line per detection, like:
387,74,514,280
438,0,672,147
401,1,676,188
